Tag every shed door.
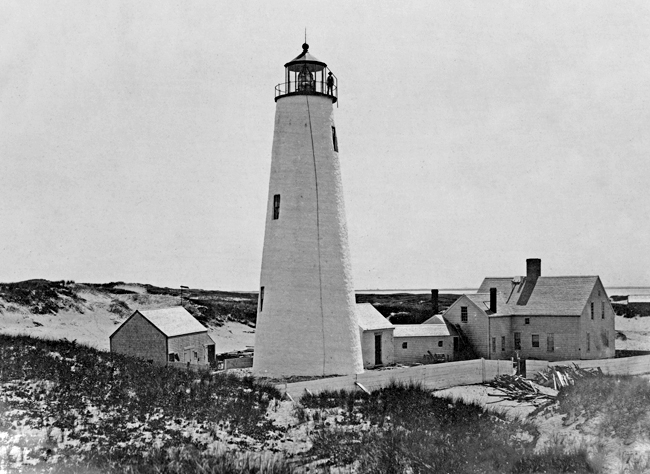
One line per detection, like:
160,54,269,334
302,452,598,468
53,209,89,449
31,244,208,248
374,334,382,365
207,345,215,363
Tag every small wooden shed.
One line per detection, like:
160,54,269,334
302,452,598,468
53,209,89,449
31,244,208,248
110,307,216,366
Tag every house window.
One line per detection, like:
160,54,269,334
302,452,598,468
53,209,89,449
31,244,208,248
461,306,468,323
587,332,591,352
402,342,408,349
438,340,443,347
273,194,281,220
193,351,198,360
602,301,605,319
168,353,175,362
547,334,554,352
591,302,594,319
501,336,505,352
603,331,609,348
514,332,521,350
525,318,530,325
492,337,496,353
331,126,338,152
532,334,540,348
259,286,264,312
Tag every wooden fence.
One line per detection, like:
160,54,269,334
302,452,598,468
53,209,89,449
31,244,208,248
277,359,514,401
223,356,254,370
277,355,650,400
526,354,650,378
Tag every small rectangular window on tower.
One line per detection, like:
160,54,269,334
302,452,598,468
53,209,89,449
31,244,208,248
331,126,338,152
259,286,265,312
273,194,280,220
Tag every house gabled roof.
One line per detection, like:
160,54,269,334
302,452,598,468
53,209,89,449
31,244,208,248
477,276,600,317
357,303,394,331
111,307,209,339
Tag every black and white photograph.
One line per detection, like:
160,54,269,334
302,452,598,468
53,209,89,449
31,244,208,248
1,1,650,472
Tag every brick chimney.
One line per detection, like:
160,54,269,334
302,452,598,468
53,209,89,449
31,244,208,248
490,288,497,313
526,258,541,280
431,289,439,314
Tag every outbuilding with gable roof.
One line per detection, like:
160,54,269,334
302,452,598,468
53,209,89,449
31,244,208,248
110,307,216,366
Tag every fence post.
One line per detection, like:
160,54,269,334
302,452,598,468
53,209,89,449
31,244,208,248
481,358,485,383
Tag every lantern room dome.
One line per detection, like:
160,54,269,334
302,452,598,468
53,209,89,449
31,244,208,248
275,43,337,103
284,43,327,73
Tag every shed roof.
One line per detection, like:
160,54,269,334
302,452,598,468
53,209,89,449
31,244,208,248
393,324,451,338
476,276,600,316
137,307,208,337
357,303,393,331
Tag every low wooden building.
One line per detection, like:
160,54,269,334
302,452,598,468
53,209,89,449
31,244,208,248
357,303,395,368
443,259,616,361
110,307,216,366
393,322,457,364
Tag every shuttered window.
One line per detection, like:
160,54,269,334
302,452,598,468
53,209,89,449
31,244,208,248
514,332,521,350
501,336,506,351
547,334,554,352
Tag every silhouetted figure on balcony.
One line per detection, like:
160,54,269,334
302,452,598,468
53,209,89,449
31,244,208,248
326,72,334,95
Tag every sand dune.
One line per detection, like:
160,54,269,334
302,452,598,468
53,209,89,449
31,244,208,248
0,289,254,354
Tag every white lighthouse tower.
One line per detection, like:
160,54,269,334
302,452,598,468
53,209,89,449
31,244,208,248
252,43,364,377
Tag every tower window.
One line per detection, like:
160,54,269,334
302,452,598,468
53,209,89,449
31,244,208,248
273,194,280,220
331,126,338,152
259,286,264,312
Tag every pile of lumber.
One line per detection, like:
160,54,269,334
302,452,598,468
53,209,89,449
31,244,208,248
534,363,603,389
485,374,556,406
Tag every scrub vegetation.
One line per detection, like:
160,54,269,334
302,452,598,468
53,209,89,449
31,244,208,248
2,335,634,473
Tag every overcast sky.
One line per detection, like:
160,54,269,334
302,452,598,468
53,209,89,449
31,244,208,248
1,1,649,291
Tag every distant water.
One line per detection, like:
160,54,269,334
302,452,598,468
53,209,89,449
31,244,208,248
356,287,650,296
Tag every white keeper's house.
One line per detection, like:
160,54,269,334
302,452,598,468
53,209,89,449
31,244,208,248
442,259,616,361
110,307,216,366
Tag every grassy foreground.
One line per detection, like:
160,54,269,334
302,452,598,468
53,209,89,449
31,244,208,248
2,334,649,473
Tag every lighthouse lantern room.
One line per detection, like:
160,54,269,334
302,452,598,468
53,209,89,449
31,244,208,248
275,43,337,102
